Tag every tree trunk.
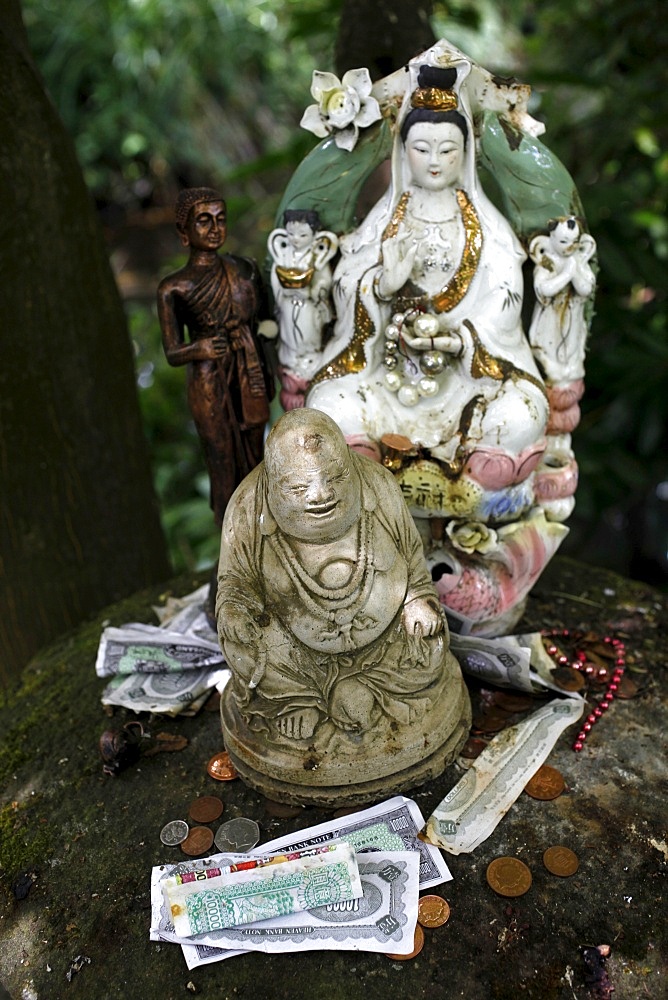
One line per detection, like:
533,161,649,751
335,0,436,79
0,2,170,684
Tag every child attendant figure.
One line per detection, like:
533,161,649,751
268,209,338,408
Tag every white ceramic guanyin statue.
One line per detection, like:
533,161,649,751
272,40,597,635
268,209,338,408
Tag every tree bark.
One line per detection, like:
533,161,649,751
335,0,436,79
0,2,170,684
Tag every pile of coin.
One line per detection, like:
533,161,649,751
485,843,580,898
158,785,261,858
458,688,540,767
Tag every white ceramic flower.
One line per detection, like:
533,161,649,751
446,519,499,555
300,68,381,151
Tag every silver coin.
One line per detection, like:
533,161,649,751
160,819,189,846
214,817,260,853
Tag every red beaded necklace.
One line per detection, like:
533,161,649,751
541,629,626,752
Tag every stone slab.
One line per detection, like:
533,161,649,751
0,558,666,999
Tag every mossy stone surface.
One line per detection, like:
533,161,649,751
1,559,666,999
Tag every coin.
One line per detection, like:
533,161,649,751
417,895,451,928
486,856,532,897
204,690,222,712
459,737,488,760
386,923,424,960
207,751,238,782
524,764,565,800
263,797,303,819
616,676,638,699
492,691,536,713
160,819,189,846
180,826,214,856
472,712,507,733
214,817,261,853
543,845,579,877
189,795,224,824
552,666,586,692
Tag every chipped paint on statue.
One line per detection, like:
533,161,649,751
271,38,597,635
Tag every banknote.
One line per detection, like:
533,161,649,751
175,852,420,967
151,852,247,945
255,794,451,889
100,665,229,716
152,585,211,628
95,627,222,678
450,633,535,692
449,630,569,695
424,697,584,855
165,844,362,938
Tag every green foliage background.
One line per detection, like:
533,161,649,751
24,0,668,582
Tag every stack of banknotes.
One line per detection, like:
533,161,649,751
95,586,230,715
150,795,451,968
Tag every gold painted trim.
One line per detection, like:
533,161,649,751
310,288,374,385
275,264,315,289
410,87,458,112
381,192,410,243
431,190,483,313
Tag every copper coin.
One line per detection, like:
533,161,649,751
386,923,424,960
486,857,532,898
616,676,638,700
524,764,565,800
417,895,451,928
207,751,238,782
188,795,224,824
180,826,214,856
204,690,222,712
543,845,579,877
460,737,488,760
492,692,536,713
551,666,586,692
471,713,507,733
263,798,304,819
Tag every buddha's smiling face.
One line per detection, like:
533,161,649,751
267,437,361,543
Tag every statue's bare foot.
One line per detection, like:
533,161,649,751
330,679,377,733
276,707,320,740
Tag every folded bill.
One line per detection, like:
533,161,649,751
96,627,222,678
100,665,229,716
424,697,584,855
163,843,362,938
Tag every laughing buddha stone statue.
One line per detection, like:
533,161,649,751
216,407,471,806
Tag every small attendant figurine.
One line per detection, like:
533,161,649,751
529,216,596,388
216,407,470,806
268,209,338,408
157,188,274,616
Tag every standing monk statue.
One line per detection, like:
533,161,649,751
157,188,275,615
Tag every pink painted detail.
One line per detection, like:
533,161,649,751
547,403,581,434
434,514,567,624
534,456,579,500
463,441,546,490
547,379,585,411
344,435,382,462
546,379,585,433
277,366,309,411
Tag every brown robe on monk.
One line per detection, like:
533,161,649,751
174,255,273,524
